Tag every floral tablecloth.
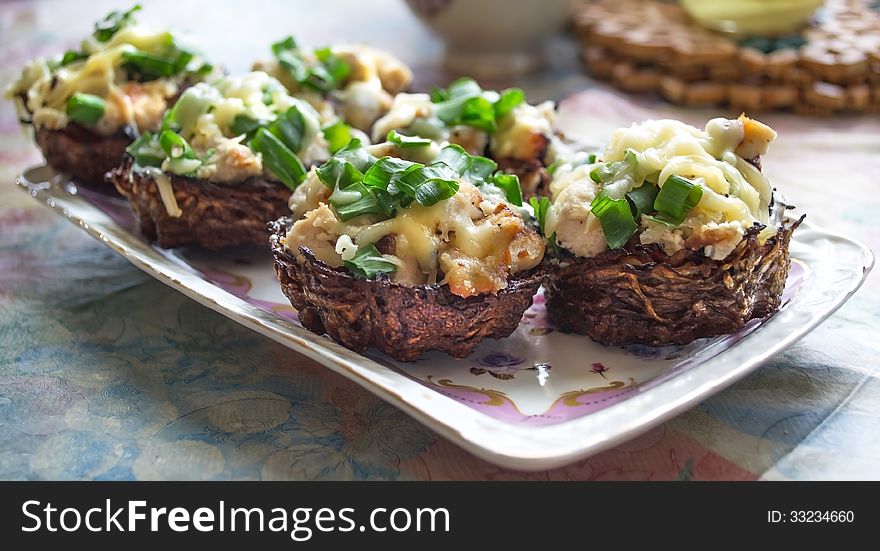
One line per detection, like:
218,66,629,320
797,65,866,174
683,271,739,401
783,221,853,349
1,0,878,480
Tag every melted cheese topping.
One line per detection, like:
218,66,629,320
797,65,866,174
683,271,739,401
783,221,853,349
284,182,544,296
548,117,778,261
5,26,202,134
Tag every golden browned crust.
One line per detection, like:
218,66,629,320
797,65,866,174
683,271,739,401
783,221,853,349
544,217,803,346
110,158,291,250
269,217,546,361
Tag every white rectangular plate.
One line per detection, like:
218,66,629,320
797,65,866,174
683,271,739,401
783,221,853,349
19,165,874,470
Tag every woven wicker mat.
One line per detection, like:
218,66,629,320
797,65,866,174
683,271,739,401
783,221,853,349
574,0,880,114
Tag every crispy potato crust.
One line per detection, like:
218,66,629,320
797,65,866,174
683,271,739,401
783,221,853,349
110,158,291,250
35,125,133,186
544,217,803,346
269,217,546,361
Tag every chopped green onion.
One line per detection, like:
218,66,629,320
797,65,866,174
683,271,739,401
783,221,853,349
125,132,165,167
193,62,214,76
590,151,636,185
626,183,659,218
591,191,638,249
66,93,105,125
491,172,523,206
414,180,458,207
231,107,307,153
407,117,447,140
435,144,471,174
267,105,306,154
316,139,376,189
464,155,497,186
122,49,179,81
546,159,564,176
271,36,299,56
330,182,395,220
548,152,598,176
386,129,432,148
436,94,497,133
93,4,141,42
271,36,350,93
546,232,564,257
447,77,483,99
313,47,351,89
276,49,309,83
250,128,306,190
494,88,525,118
653,175,703,226
59,50,88,67
529,196,551,235
230,115,265,139
322,121,352,153
171,49,195,74
158,130,196,159
431,78,529,133
157,130,201,175
343,243,397,280
399,164,460,206
363,157,420,191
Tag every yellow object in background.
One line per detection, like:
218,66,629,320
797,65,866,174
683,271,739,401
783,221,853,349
680,0,825,36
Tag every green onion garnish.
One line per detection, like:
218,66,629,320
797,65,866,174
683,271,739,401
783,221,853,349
435,144,471,174
330,182,395,220
626,183,659,218
401,164,460,206
590,150,638,185
386,129,432,148
363,156,420,191
157,129,202,175
122,49,179,81
271,36,350,93
66,93,105,125
319,141,524,223
491,172,523,206
653,175,703,226
125,131,164,168
158,130,196,159
59,50,88,67
435,94,496,133
343,243,397,280
431,77,525,133
230,115,266,140
590,191,638,249
322,121,352,153
250,128,306,190
93,4,141,43
313,47,351,90
464,155,497,187
316,139,375,189
494,88,525,118
529,196,551,235
266,105,306,154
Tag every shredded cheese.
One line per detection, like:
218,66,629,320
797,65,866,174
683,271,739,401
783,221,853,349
152,170,182,218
